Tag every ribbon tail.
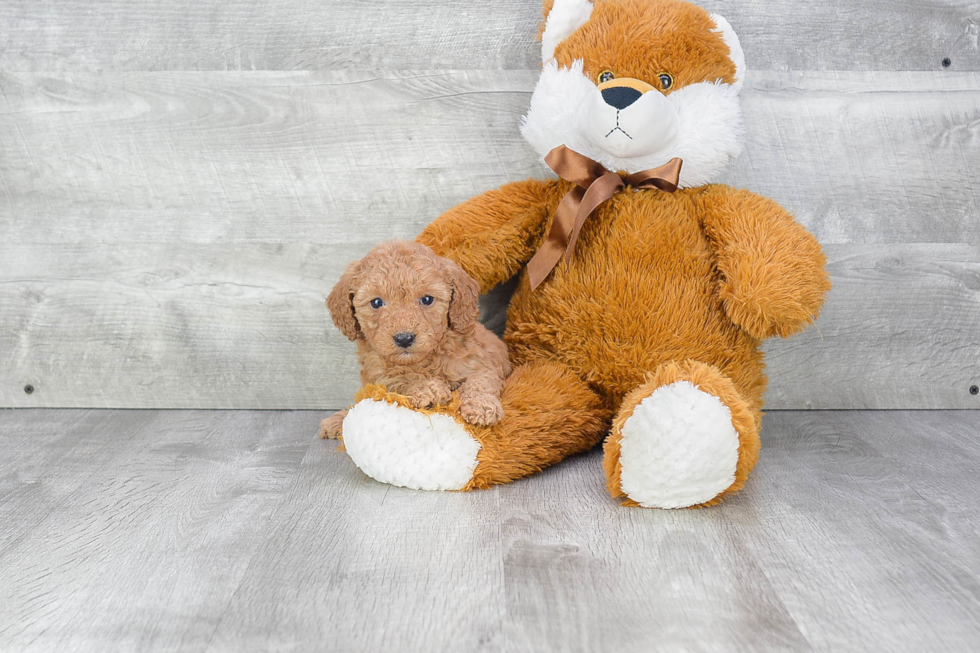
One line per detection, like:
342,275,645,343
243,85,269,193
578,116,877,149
563,172,625,265
565,172,624,264
527,186,584,291
527,237,563,291
527,173,624,289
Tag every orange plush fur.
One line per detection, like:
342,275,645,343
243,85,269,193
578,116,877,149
544,0,738,90
320,241,511,438
354,0,830,507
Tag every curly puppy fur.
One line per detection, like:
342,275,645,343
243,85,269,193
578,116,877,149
319,240,512,438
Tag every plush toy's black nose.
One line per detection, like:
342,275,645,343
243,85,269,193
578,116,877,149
601,86,642,110
393,332,416,348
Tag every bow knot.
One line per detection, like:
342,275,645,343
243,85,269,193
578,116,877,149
526,145,682,290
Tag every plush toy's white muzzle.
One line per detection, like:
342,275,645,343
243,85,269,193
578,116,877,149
521,60,744,186
585,84,680,159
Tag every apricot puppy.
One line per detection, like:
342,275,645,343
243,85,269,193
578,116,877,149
319,240,511,439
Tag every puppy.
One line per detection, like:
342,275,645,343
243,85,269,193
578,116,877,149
319,240,511,439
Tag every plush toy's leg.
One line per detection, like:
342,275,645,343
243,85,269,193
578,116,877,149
603,360,761,509
465,360,611,489
340,361,610,491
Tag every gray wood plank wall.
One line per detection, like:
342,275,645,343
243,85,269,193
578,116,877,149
1,1,978,409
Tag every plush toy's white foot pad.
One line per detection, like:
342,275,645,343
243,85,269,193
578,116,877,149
618,381,739,508
342,399,481,491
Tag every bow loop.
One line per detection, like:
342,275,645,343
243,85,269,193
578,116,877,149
526,146,682,290
544,145,610,188
623,158,682,193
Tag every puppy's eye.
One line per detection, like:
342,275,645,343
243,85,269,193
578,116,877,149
658,73,673,90
369,298,384,309
420,295,434,306
598,70,615,84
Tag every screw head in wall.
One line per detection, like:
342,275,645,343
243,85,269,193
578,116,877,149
24,384,35,395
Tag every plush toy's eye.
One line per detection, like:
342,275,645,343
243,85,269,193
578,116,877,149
370,298,384,309
420,295,434,306
598,70,615,84
658,73,673,90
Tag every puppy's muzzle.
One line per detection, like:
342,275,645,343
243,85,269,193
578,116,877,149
393,332,416,348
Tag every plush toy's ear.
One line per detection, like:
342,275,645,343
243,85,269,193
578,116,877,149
709,13,745,92
541,0,594,62
326,261,363,341
443,259,480,334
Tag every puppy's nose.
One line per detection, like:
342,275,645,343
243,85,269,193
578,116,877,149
601,86,642,110
393,332,416,348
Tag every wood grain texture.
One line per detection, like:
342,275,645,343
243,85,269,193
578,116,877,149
764,243,980,409
1,0,978,72
2,71,979,245
0,70,539,246
0,409,312,651
0,410,155,557
1,409,979,651
208,426,507,652
0,243,349,409
2,70,979,408
494,461,812,652
2,242,978,409
748,411,980,650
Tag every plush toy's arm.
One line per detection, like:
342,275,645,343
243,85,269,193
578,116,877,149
417,179,563,293
699,185,831,339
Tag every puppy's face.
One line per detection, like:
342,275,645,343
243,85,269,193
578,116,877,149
353,258,452,364
327,241,480,365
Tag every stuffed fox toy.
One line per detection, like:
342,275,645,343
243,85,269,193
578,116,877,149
336,0,830,508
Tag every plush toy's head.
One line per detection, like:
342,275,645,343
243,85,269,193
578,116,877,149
521,0,745,187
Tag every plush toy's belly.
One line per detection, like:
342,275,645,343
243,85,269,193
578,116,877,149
504,189,764,406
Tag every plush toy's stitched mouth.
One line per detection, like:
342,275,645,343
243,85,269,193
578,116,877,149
605,110,632,140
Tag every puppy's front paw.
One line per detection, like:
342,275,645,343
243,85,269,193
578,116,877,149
406,380,453,409
318,412,346,439
460,395,504,427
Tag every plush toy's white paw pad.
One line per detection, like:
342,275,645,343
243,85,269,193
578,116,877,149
342,399,481,491
618,381,739,508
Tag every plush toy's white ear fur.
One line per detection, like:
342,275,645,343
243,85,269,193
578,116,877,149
541,0,594,62
709,13,744,91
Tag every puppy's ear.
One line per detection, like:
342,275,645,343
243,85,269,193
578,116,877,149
443,259,480,334
326,261,363,341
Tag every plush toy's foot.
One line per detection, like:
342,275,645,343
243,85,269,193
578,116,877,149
604,360,760,509
340,361,610,491
342,396,481,490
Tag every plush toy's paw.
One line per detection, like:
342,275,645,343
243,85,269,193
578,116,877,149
318,411,346,439
460,395,504,426
720,286,818,340
717,242,830,340
342,396,481,491
404,379,454,409
611,381,741,509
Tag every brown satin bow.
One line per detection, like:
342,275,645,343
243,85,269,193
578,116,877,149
526,145,683,290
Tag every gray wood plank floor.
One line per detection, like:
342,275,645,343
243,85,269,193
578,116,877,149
1,409,978,652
